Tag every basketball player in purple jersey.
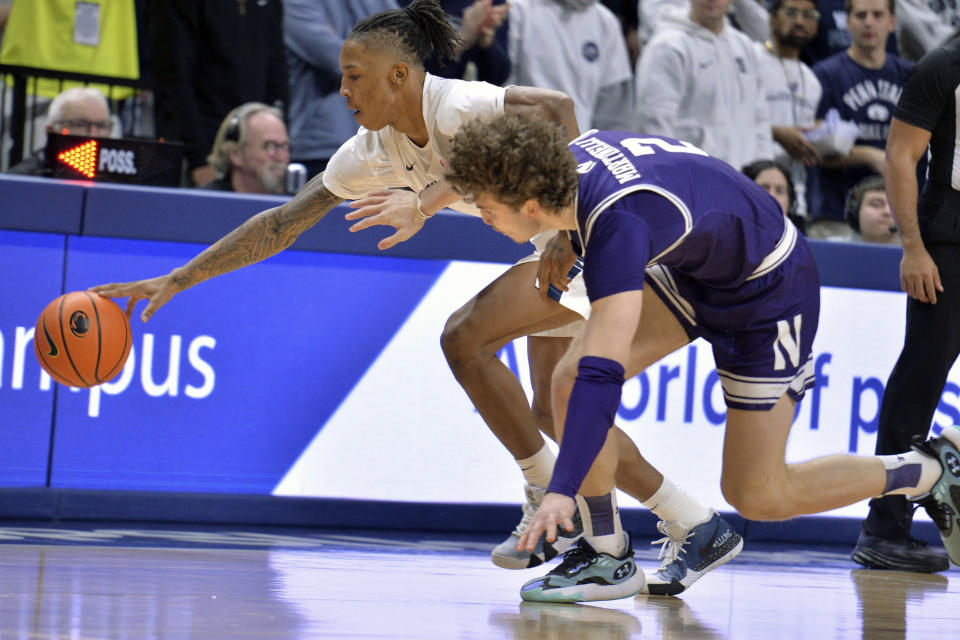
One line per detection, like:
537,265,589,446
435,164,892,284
445,113,960,603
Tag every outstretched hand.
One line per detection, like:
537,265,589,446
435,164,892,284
344,190,426,250
89,274,179,322
516,492,576,552
536,232,577,302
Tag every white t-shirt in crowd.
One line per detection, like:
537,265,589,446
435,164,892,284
754,41,822,163
507,0,632,133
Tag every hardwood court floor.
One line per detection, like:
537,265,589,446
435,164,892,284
0,525,954,639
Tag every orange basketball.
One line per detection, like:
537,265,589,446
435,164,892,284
34,291,133,388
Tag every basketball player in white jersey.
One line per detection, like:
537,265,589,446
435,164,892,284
91,0,740,595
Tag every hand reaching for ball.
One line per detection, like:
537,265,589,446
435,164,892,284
90,273,181,322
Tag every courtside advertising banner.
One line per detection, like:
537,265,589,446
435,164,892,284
1,231,955,519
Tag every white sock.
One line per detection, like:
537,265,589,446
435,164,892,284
517,443,555,489
575,493,626,557
879,452,942,497
642,476,711,532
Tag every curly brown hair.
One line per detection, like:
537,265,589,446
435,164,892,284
445,113,579,213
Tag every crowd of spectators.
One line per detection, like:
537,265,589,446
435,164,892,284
2,0,958,240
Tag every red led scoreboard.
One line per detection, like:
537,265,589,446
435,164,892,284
45,133,183,186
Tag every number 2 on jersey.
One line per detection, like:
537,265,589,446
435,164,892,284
621,138,708,157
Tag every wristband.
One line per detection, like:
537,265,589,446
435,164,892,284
547,355,625,498
415,189,433,221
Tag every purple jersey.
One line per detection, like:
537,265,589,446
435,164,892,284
570,131,791,301
547,131,821,497
566,129,819,410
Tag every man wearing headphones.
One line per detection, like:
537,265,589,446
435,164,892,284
202,103,292,195
842,175,900,244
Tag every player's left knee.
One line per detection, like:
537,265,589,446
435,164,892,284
721,482,794,521
440,313,497,368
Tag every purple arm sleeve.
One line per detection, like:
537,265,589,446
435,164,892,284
547,356,625,498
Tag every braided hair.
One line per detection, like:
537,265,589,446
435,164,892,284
349,0,462,66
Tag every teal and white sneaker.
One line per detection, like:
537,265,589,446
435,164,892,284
519,535,645,603
641,510,743,596
910,426,960,566
491,484,584,569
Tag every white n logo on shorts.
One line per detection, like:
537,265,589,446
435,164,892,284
773,314,802,370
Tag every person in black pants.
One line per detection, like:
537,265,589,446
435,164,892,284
852,31,960,573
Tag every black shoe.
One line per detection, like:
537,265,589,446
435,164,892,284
851,531,949,573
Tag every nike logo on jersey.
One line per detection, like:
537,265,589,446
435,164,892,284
405,162,415,171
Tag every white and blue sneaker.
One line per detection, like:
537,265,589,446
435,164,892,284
491,484,584,569
641,510,743,596
910,426,960,566
519,535,646,603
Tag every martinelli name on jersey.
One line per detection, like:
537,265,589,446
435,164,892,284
573,136,641,184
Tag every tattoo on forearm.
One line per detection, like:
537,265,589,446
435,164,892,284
172,183,344,290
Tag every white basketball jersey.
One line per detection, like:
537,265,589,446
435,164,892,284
322,73,506,216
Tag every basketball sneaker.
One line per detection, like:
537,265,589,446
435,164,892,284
909,426,960,566
491,484,584,569
520,532,644,602
640,510,743,596
520,535,646,603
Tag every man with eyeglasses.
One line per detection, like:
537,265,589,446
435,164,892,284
202,102,292,195
756,0,823,222
7,86,115,176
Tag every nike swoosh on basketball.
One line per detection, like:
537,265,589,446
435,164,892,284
42,320,59,357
